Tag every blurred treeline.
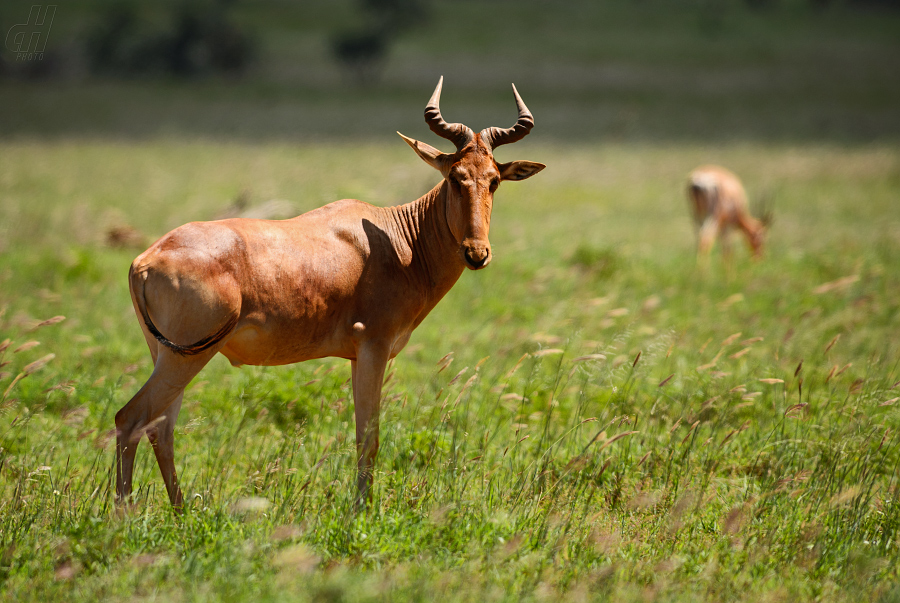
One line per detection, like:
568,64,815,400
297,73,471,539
1,0,899,142
1,0,897,83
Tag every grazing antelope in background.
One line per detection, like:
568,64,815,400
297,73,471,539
686,165,768,260
117,77,545,510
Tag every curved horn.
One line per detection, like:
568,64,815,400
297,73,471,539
480,83,534,150
424,76,473,151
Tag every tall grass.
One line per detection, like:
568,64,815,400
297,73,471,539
0,140,898,601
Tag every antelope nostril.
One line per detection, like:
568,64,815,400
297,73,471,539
465,249,489,268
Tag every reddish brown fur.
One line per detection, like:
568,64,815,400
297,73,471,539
686,165,765,259
116,79,544,509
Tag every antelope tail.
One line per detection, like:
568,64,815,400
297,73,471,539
131,267,238,356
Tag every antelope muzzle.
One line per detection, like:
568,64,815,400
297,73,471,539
461,241,492,270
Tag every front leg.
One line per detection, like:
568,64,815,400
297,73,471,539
351,341,391,507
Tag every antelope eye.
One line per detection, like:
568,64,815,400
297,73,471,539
489,178,500,192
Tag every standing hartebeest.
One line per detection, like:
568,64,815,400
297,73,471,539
686,165,767,260
116,77,545,509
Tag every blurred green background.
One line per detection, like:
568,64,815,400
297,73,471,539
2,0,899,143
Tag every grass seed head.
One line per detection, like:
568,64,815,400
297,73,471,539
23,353,55,375
721,332,743,347
13,341,40,354
35,315,66,329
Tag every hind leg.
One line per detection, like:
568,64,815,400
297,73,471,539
115,348,213,508
720,227,733,264
147,392,185,509
697,216,718,258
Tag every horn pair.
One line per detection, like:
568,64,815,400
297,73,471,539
424,76,534,151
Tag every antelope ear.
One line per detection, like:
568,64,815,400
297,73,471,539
499,160,546,181
398,132,451,172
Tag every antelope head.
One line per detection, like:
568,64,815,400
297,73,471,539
399,77,545,270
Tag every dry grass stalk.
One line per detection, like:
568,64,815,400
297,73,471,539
24,353,55,374
824,335,840,355
532,348,564,358
13,341,40,353
658,374,674,387
531,332,562,345
812,275,859,295
500,393,528,402
721,332,743,347
719,421,750,447
129,414,166,444
642,295,662,312
572,353,606,362
504,353,529,380
34,315,66,329
759,378,784,384
697,349,723,371
723,504,751,536
829,485,861,508
436,353,453,373
719,293,745,310
627,488,660,511
46,380,77,394
681,421,700,445
2,353,56,400
599,430,639,451
448,367,468,386
784,403,808,418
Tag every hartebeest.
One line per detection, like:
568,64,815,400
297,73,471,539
117,77,545,509
686,165,767,259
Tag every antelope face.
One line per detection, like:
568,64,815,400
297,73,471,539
399,77,546,271
447,140,500,270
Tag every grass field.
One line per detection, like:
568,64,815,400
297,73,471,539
2,140,899,602
2,0,900,601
